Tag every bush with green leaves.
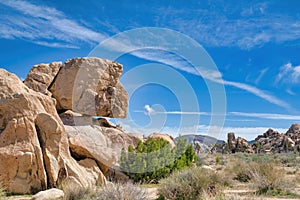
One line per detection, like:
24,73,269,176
120,137,195,183
158,167,225,200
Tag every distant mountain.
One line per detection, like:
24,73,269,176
175,134,225,146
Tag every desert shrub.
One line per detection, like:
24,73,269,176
120,137,195,183
93,182,149,200
215,155,220,164
64,186,94,200
158,167,225,200
195,155,205,166
250,154,275,163
0,182,5,200
279,153,300,167
231,161,251,183
248,162,289,195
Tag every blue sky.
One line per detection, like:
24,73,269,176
1,0,300,140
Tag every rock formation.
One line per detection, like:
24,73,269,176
286,124,300,145
0,57,139,194
253,128,296,153
49,58,128,118
227,132,253,153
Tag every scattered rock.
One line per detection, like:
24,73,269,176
31,188,64,200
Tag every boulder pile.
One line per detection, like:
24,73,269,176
0,57,139,194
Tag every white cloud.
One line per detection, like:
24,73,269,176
231,112,300,120
276,62,300,84
255,68,268,85
154,2,300,49
118,121,287,141
123,48,290,109
144,104,155,115
136,106,210,116
0,0,105,48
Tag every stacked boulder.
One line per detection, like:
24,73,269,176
0,57,139,194
227,132,253,153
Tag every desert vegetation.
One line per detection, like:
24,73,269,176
120,137,195,183
0,182,5,200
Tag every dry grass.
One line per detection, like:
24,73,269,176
158,167,226,200
0,182,6,200
94,182,149,200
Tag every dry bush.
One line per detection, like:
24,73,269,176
158,167,225,200
0,182,6,200
64,186,95,200
93,182,149,200
248,162,290,195
230,161,252,183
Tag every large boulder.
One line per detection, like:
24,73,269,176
49,58,128,118
61,111,139,175
0,69,105,194
24,62,62,96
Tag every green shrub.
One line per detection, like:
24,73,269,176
215,155,220,164
158,167,225,200
94,182,149,200
120,137,195,183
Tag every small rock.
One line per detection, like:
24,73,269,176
31,188,64,200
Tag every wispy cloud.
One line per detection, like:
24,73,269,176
0,0,105,48
124,49,290,109
276,62,300,84
231,112,300,120
255,68,268,85
135,105,210,116
157,2,300,49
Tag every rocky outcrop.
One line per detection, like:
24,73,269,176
148,133,175,148
286,124,300,145
24,62,62,96
253,128,295,153
49,58,128,118
0,69,106,194
0,57,134,194
62,110,139,175
227,132,253,153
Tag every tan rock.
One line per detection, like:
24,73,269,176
49,57,128,118
31,188,64,200
226,132,253,153
66,124,139,175
148,133,175,148
78,158,107,185
24,62,62,96
0,69,106,194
